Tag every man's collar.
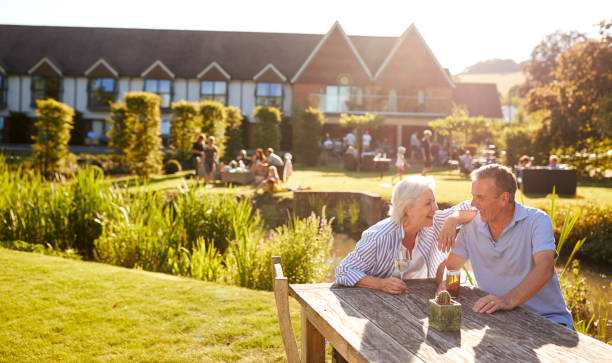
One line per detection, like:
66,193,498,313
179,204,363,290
475,201,528,232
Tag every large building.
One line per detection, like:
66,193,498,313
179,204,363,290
0,22,501,148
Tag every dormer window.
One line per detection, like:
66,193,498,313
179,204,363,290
200,81,227,105
31,76,62,106
88,78,116,110
256,82,282,108
144,79,172,109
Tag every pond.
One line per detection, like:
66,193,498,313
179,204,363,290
327,233,612,338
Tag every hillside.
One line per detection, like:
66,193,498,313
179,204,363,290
0,248,300,362
455,71,525,96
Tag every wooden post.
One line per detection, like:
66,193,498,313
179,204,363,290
301,305,325,363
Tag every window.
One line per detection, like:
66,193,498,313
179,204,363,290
200,81,227,105
88,78,116,109
0,75,6,108
325,85,363,113
31,76,62,106
144,79,172,108
256,82,282,108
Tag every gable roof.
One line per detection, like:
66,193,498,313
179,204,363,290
453,83,502,118
197,61,230,80
374,24,454,87
141,60,175,79
84,58,119,78
28,56,62,76
253,63,286,82
291,22,373,83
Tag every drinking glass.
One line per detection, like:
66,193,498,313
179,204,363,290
446,269,461,298
393,245,411,280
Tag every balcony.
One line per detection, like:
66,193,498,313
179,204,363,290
307,93,450,117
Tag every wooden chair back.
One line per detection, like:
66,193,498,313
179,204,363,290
271,256,300,363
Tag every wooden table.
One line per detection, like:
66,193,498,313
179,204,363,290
289,280,611,362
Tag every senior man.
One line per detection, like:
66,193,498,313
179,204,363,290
436,164,573,328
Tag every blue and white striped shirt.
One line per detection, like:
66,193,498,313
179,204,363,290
335,201,471,286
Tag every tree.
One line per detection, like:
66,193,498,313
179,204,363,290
223,106,244,162
339,113,385,171
170,101,202,164
253,106,281,151
519,30,586,97
124,92,164,177
293,107,326,166
107,102,130,169
200,100,227,159
32,99,74,176
527,21,612,148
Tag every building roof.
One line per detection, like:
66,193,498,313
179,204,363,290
0,24,401,80
453,83,503,118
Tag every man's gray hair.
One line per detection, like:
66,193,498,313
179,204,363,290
389,176,435,225
471,164,517,202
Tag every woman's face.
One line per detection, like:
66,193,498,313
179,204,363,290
404,188,438,227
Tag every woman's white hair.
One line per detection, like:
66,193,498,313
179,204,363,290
389,175,435,225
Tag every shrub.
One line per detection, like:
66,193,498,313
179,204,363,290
190,237,224,282
293,107,325,165
280,115,293,152
223,106,244,162
124,92,164,177
164,159,182,174
200,100,227,158
32,99,75,177
253,106,281,151
551,137,612,178
107,102,130,168
170,101,202,164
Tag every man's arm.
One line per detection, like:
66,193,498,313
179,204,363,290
356,276,407,295
435,253,466,292
473,250,555,314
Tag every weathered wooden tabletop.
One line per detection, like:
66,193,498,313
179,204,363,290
289,279,612,362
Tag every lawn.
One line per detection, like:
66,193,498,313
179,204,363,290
0,248,301,362
119,164,612,208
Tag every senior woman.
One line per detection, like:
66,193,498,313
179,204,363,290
335,175,475,294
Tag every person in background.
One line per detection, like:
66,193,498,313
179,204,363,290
362,130,372,152
335,176,476,294
392,146,410,183
266,148,283,168
191,134,206,181
282,153,293,183
519,155,532,168
203,136,218,188
410,131,421,160
459,150,473,175
255,165,283,193
548,155,560,169
251,148,268,184
421,130,433,176
344,130,356,149
436,164,573,328
236,149,251,169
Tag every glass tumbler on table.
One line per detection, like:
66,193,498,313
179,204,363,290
446,269,461,298
393,246,411,280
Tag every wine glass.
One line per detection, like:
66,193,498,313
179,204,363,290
394,245,411,280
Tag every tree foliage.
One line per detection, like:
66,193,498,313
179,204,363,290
293,107,326,166
107,102,130,167
253,106,281,151
519,30,586,96
223,106,244,162
170,101,202,164
119,92,164,178
200,100,227,158
526,21,612,148
339,113,385,170
32,99,74,176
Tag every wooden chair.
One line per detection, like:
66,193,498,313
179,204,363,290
271,256,300,363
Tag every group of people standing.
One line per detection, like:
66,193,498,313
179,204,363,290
192,134,218,188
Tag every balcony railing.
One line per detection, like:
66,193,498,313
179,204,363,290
308,93,450,116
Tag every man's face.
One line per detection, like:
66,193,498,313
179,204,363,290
470,178,506,223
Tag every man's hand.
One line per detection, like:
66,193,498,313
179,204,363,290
473,294,514,314
379,277,407,295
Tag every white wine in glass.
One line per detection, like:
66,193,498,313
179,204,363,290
394,246,411,280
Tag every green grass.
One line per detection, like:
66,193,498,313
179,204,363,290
114,164,612,207
0,248,301,362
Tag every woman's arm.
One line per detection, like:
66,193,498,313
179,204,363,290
433,201,476,252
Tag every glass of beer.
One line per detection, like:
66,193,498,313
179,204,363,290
446,269,461,298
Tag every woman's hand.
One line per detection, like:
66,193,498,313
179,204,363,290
379,277,407,295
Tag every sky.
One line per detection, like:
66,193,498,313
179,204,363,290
1,0,610,74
